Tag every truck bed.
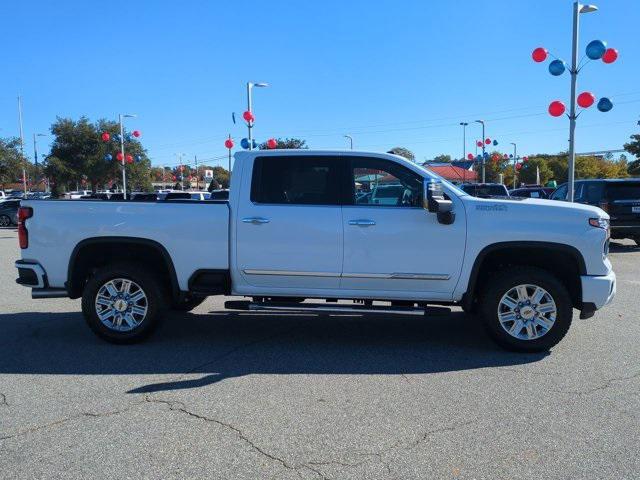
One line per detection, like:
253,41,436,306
21,199,230,291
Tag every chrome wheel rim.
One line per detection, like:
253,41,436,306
0,215,10,227
95,278,148,332
497,284,557,341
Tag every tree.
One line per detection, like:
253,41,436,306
258,137,307,150
0,137,29,189
44,117,151,194
624,133,640,175
432,154,452,163
387,147,415,162
206,166,230,190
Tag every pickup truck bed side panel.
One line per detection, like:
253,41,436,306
21,200,229,291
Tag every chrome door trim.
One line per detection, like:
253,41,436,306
243,269,341,277
342,272,450,280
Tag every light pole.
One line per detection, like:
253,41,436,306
344,135,353,150
175,153,186,190
246,82,269,150
510,142,518,189
474,120,486,182
459,122,468,160
33,133,46,192
118,113,136,199
567,2,598,202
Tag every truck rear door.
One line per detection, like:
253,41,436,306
235,154,344,290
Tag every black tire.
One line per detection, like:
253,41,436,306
81,262,165,344
479,267,573,352
0,215,11,227
171,295,206,311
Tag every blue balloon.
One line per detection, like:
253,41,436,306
492,140,498,146
112,134,120,142
135,155,142,162
586,40,607,60
483,152,489,158
104,154,112,161
240,138,250,149
475,155,482,161
125,134,132,142
509,154,513,158
548,59,566,76
597,97,613,112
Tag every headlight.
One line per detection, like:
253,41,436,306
589,217,610,230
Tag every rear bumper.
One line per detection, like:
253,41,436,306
15,260,69,298
581,270,616,311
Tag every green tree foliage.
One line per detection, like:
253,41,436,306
258,138,308,150
387,147,415,162
624,133,640,175
432,154,452,163
44,117,151,194
0,137,30,189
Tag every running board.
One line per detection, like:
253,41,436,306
224,300,426,316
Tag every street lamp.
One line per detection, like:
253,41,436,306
510,142,518,189
567,2,598,201
459,122,468,161
118,113,136,199
344,135,353,150
474,120,486,182
246,82,269,150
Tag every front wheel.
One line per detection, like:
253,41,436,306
81,263,165,344
479,267,573,352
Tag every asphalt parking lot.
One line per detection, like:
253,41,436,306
0,228,639,480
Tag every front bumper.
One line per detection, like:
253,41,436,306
581,269,616,311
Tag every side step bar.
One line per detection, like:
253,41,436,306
31,288,69,299
224,300,426,316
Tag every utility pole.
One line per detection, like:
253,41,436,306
17,95,27,194
194,155,199,190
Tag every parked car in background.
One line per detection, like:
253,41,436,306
209,189,230,200
66,190,92,199
189,191,211,201
460,183,510,198
550,178,640,244
131,192,158,201
509,187,555,199
157,191,192,200
0,199,20,227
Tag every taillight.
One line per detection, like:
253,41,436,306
18,207,33,249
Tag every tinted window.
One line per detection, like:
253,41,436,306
550,184,568,200
606,182,640,201
462,184,508,197
350,157,422,207
581,183,604,204
251,156,341,205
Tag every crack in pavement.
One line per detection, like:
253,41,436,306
0,402,143,441
553,370,640,396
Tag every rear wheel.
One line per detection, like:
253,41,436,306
0,215,11,227
479,267,573,352
81,263,165,344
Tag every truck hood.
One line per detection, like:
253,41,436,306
466,196,608,219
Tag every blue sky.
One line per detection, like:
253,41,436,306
1,0,638,169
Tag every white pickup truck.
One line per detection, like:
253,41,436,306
14,150,616,352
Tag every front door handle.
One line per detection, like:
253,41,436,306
242,217,270,224
348,219,376,226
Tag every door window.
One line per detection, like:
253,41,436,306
251,156,341,205
349,157,423,207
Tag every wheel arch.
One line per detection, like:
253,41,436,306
462,241,587,311
67,236,181,301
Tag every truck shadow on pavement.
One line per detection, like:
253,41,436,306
0,308,546,393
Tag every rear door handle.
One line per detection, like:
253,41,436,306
242,217,270,224
348,219,376,226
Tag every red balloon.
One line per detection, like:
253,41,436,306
503,154,509,159
224,138,234,149
467,153,474,160
101,132,110,142
532,47,548,63
523,156,529,162
485,138,491,145
476,140,483,147
243,110,254,123
602,48,618,64
515,163,522,171
548,100,566,117
577,92,595,108
266,138,277,149
116,152,124,161
125,154,133,164
132,130,141,138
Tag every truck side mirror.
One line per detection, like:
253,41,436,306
423,179,455,225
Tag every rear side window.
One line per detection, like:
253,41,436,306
606,182,640,201
251,156,341,205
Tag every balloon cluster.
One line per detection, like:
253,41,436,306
532,40,618,118
100,130,143,163
467,138,498,162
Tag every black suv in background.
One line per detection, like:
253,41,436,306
550,179,640,244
